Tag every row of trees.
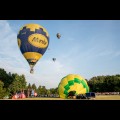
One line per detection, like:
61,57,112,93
0,68,27,98
87,74,120,92
0,67,120,99
0,68,58,99
27,83,58,96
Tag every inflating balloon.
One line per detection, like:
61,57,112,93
17,24,49,73
58,74,89,99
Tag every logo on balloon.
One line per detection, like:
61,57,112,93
28,34,48,48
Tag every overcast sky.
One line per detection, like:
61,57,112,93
0,20,120,89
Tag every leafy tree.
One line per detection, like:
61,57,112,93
31,83,37,91
37,85,42,95
8,73,27,94
20,75,27,90
46,89,51,96
0,81,6,99
37,86,47,95
0,68,13,88
88,74,120,92
27,83,32,90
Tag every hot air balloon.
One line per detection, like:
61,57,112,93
17,24,49,73
56,33,61,39
52,58,56,62
58,74,89,99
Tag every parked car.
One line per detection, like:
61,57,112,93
76,92,96,99
85,92,96,99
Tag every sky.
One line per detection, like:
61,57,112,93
0,20,120,89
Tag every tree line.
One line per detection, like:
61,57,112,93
0,67,120,99
0,68,58,99
87,74,120,92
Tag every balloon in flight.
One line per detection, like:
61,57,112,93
52,58,56,62
56,33,61,39
17,23,49,74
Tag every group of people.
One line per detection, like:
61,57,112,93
12,92,26,99
12,89,38,99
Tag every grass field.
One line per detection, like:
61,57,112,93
95,95,120,100
3,95,120,100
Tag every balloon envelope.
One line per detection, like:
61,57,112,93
58,74,89,99
52,58,56,62
56,33,61,39
17,24,49,73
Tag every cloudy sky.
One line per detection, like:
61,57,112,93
0,20,120,89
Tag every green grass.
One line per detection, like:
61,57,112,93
95,95,120,100
3,95,120,100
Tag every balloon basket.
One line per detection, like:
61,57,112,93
30,69,34,74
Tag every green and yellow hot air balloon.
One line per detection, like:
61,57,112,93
17,23,49,74
58,74,89,99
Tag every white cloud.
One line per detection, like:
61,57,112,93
0,20,75,89
29,59,74,88
1,20,119,89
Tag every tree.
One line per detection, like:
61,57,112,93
50,88,57,94
41,86,47,95
37,85,42,95
27,83,32,90
8,73,27,94
88,74,120,92
46,89,51,96
0,81,6,99
0,68,13,88
31,83,37,91
37,86,47,95
19,75,27,91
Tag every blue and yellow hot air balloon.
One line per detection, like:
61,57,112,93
17,23,49,73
